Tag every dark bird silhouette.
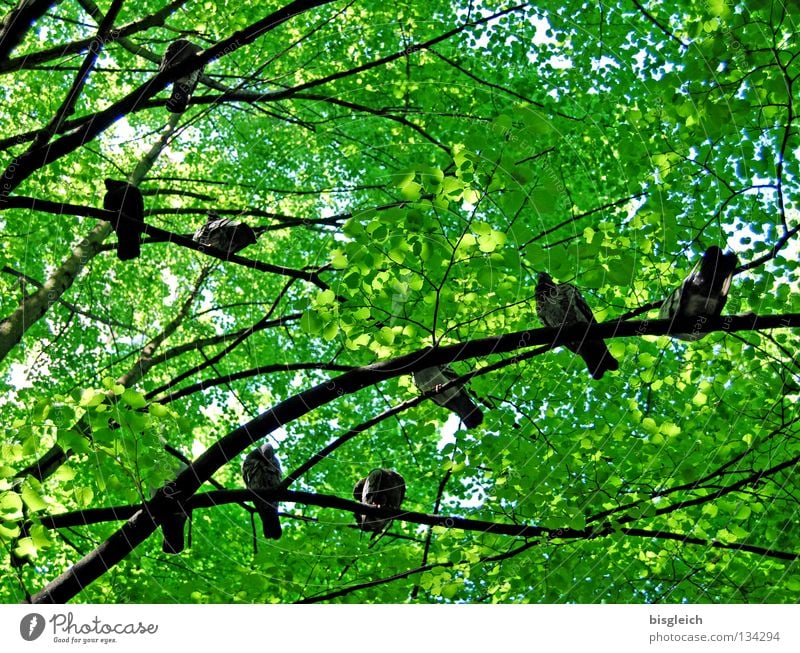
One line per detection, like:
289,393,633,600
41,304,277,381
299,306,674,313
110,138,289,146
153,480,190,555
660,246,739,340
193,212,257,256
535,272,619,380
103,179,144,261
242,443,282,540
353,468,406,534
160,508,188,554
160,39,203,113
413,365,483,429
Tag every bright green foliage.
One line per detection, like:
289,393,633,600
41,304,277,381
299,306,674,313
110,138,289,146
1,0,799,603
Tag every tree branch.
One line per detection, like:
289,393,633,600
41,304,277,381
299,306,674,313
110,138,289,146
29,485,798,603
23,312,800,602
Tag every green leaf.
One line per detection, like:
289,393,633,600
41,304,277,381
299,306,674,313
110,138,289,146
0,492,23,518
21,484,48,512
299,310,324,334
121,388,147,409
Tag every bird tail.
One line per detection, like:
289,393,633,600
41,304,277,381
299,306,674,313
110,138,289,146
117,237,141,261
161,512,188,554
360,515,390,534
579,343,619,380
257,501,282,540
699,247,738,295
444,393,484,429
167,83,191,113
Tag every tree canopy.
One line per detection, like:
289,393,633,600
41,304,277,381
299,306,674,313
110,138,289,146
1,0,799,604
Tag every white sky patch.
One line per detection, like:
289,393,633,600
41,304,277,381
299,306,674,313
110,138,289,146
162,144,188,165
592,56,621,71
436,414,461,451
160,266,180,306
190,439,207,459
546,55,573,70
529,14,557,45
110,116,136,143
199,402,224,422
103,116,151,164
436,415,486,509
269,426,288,445
8,362,34,390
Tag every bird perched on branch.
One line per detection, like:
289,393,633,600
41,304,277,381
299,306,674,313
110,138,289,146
413,365,483,429
103,179,144,261
242,443,282,540
160,502,189,554
153,483,190,555
353,468,406,534
160,39,203,113
659,246,739,340
193,211,258,256
535,272,619,380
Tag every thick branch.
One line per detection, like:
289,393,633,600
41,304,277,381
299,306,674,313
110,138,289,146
30,487,798,604
1,195,335,291
0,0,189,72
0,223,110,363
0,0,341,194
0,0,58,61
26,313,800,602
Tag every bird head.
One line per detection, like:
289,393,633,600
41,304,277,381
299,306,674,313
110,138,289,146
536,272,556,294
706,245,739,268
257,443,275,460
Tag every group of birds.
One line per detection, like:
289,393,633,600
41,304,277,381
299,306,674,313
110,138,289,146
534,245,738,379
240,443,406,541
157,245,737,553
144,39,740,553
407,245,738,432
162,443,404,553
103,39,256,261
103,180,258,261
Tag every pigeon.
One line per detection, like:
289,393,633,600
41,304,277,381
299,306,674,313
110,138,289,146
159,39,203,113
535,272,619,380
242,443,282,540
413,365,483,429
193,211,257,256
659,246,739,341
160,505,189,554
154,482,190,555
103,179,144,260
353,468,406,534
